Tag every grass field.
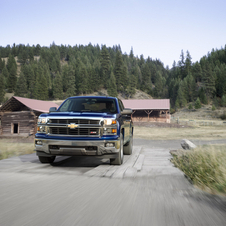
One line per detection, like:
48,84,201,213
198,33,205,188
134,125,226,140
0,139,34,160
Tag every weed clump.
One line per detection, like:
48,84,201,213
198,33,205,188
171,145,226,194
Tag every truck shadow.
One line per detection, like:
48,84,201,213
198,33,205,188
51,156,110,168
18,153,109,168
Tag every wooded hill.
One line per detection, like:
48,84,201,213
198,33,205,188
0,43,226,111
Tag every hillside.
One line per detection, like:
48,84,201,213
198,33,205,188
0,43,226,110
53,88,152,106
171,103,226,125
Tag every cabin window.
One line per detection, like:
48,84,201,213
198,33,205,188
11,123,19,134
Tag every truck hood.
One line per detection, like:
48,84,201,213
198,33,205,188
40,112,116,119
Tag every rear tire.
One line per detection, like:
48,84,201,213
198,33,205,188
110,133,124,165
38,156,56,164
123,137,133,155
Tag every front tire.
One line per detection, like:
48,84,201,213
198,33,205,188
110,133,124,165
38,156,56,164
123,136,133,155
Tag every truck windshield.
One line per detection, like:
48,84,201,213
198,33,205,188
58,98,118,113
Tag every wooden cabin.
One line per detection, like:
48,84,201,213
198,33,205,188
0,96,59,136
122,99,170,123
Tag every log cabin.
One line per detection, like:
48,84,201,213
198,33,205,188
0,96,59,136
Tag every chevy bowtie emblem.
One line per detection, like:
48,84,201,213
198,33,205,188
67,123,78,129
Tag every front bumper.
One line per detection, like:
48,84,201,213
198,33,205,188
35,137,120,158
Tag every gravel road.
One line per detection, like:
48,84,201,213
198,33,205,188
0,139,226,226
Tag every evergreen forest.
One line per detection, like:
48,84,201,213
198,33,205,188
0,42,226,111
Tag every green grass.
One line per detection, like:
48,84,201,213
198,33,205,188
0,140,34,160
171,145,226,195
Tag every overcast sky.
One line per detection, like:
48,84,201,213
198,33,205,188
1,0,226,68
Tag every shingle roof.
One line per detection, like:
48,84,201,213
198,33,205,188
0,96,59,113
122,99,170,110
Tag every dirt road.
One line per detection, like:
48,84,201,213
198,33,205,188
0,139,225,226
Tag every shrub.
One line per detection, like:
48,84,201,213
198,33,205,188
170,108,176,114
221,95,226,107
219,111,226,120
188,103,193,110
195,98,201,109
212,105,216,111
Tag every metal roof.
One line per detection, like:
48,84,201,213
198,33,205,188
122,99,170,110
0,96,59,113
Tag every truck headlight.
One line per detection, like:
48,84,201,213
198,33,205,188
104,119,117,125
38,117,48,124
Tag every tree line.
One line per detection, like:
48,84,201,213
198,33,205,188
0,43,226,111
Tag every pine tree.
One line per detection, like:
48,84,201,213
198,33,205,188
0,72,5,104
114,51,124,92
185,51,192,75
176,85,187,107
184,73,196,102
141,63,152,92
0,56,5,73
34,71,48,100
221,95,226,107
154,71,163,97
17,46,28,65
202,63,216,99
6,54,17,72
2,67,9,88
7,64,17,92
77,63,88,94
53,72,63,99
107,72,117,97
126,74,137,97
178,50,186,79
100,46,110,88
192,62,202,82
15,72,27,97
215,64,226,97
195,98,202,109
198,87,208,104
65,67,76,98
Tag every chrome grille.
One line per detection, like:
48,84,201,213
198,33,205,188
49,119,99,124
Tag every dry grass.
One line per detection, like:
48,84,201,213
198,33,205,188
134,125,226,140
0,139,34,160
171,145,226,195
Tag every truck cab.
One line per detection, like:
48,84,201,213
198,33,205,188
35,96,133,165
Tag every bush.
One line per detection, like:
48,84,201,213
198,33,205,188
171,145,226,194
212,105,216,111
188,103,193,110
195,98,201,109
170,108,176,114
219,111,226,120
221,95,226,107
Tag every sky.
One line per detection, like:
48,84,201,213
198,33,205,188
1,0,226,68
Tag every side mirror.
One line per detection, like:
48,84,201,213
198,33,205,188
49,107,57,112
121,108,133,115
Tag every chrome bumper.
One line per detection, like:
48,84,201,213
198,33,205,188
35,138,120,156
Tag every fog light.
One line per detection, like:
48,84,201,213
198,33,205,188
105,143,114,147
36,140,42,145
112,129,117,133
37,126,46,133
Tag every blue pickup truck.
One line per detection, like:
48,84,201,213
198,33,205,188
35,96,133,165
